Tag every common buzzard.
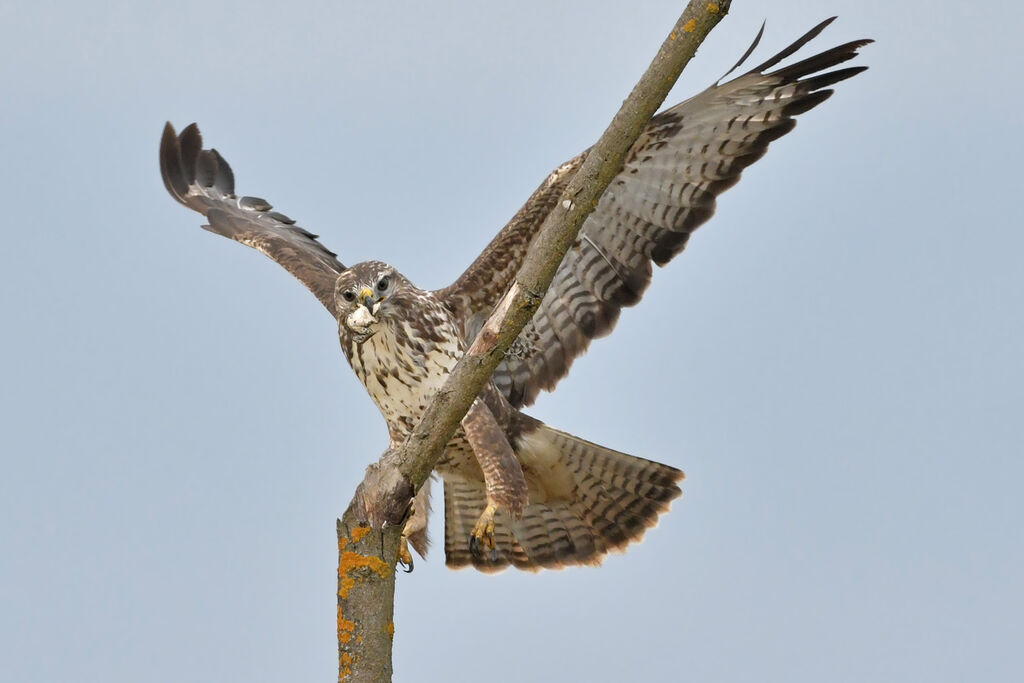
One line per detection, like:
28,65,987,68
161,19,870,572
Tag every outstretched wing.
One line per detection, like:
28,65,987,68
161,123,346,316
436,18,871,408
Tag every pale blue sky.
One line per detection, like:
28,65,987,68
2,1,1021,681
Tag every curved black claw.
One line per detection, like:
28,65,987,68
398,556,414,573
469,533,483,560
468,532,500,562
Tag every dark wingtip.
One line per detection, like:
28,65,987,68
718,19,766,82
209,149,235,195
162,122,236,210
769,38,873,84
783,89,834,117
160,121,190,201
750,15,839,74
801,65,870,92
177,124,202,186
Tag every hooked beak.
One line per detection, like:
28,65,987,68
358,287,384,314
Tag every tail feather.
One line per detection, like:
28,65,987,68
443,478,530,573
443,424,683,572
548,427,681,489
577,471,671,549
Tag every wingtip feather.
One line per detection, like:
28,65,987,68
159,121,190,201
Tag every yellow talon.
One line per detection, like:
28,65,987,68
469,503,499,560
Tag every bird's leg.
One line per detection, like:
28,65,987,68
461,399,528,562
395,477,430,572
468,503,499,560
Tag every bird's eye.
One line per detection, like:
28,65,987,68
342,290,356,302
376,276,390,292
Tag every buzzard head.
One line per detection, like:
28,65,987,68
335,261,405,343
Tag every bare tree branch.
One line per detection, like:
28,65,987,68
337,2,731,680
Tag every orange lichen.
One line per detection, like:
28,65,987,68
338,525,373,551
338,608,356,644
707,2,720,13
682,18,697,33
386,622,395,638
340,652,356,679
338,550,392,599
339,572,355,600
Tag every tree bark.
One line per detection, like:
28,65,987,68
338,2,731,680
336,517,399,683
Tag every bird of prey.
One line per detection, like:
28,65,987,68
161,19,870,573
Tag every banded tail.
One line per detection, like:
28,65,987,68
443,423,683,572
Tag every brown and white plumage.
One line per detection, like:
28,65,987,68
160,19,870,572
160,126,346,315
438,19,871,407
